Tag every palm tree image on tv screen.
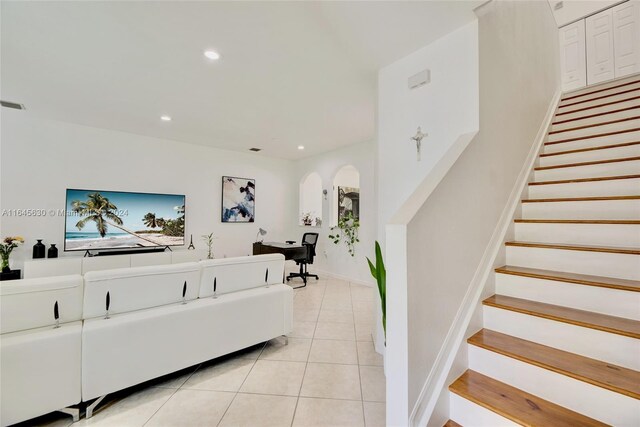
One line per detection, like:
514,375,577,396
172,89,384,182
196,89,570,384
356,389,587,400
64,189,185,251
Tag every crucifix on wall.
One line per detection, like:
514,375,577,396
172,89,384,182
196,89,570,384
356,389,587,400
410,127,427,161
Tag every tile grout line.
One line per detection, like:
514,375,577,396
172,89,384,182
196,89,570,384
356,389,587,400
290,275,327,427
350,280,367,426
215,342,267,427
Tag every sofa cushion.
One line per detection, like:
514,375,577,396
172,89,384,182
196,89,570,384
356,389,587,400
83,262,200,319
0,275,84,334
199,254,285,297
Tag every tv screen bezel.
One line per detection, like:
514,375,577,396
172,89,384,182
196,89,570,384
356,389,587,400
63,188,186,252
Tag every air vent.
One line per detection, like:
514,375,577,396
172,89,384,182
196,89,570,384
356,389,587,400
249,148,262,152
1,100,25,110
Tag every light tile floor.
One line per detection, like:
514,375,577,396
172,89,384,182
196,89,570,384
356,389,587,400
18,274,385,427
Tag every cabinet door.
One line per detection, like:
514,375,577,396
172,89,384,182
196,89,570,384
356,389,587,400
559,20,587,91
587,8,615,84
613,0,640,78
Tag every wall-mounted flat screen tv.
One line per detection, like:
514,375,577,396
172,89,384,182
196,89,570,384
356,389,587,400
64,189,185,251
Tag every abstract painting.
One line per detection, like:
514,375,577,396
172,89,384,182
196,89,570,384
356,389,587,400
222,176,255,223
338,186,359,221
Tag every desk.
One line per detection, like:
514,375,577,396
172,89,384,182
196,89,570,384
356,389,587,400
253,242,309,288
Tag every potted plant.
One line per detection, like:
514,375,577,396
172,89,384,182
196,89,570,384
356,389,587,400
0,236,24,272
366,241,386,341
202,233,214,259
328,212,360,256
301,212,314,226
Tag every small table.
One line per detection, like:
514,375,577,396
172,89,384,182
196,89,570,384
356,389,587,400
0,269,21,281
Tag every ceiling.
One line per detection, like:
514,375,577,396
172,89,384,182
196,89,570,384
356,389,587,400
1,1,481,159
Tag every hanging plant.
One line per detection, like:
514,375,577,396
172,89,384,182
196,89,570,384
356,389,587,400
328,212,360,256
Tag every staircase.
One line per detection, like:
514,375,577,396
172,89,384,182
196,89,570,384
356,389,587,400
446,75,640,426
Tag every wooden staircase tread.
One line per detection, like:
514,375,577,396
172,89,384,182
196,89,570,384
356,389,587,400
443,420,462,427
449,370,608,427
548,115,640,135
534,156,640,170
559,87,640,108
505,241,640,255
552,105,640,125
514,219,640,224
522,195,640,202
468,329,640,399
483,295,640,338
545,128,640,145
528,174,640,185
495,265,640,292
539,141,640,157
562,79,640,102
555,95,640,117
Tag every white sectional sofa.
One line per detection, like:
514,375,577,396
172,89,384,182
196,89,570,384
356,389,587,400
0,254,293,426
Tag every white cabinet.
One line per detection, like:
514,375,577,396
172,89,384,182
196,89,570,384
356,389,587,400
559,1,640,91
559,21,587,90
613,0,640,77
586,8,615,84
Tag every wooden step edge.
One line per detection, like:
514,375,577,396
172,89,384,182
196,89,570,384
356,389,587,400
534,156,640,170
514,219,640,224
548,115,640,135
555,95,640,117
521,195,640,202
505,241,640,255
467,329,640,399
559,87,640,108
545,128,640,146
448,370,609,427
539,141,640,157
528,174,640,186
483,295,640,339
494,265,640,292
561,79,640,102
443,420,462,427
552,105,640,125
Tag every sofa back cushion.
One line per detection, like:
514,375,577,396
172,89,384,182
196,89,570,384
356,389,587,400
0,275,84,334
83,262,200,319
199,254,285,297
23,258,83,279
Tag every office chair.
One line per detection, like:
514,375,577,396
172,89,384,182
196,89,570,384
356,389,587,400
286,232,319,288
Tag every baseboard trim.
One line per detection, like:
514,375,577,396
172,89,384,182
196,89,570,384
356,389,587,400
410,88,562,427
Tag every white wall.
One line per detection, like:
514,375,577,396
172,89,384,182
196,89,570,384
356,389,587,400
0,111,296,270
549,0,624,27
377,21,480,246
293,140,376,286
387,1,560,426
299,172,323,226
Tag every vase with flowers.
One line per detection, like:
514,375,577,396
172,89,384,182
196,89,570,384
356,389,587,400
1,236,24,272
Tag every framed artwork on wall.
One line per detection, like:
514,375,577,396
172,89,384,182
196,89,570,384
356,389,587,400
338,186,359,221
221,176,255,223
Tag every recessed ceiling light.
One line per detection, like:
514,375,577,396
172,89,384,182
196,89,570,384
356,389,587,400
204,50,220,60
298,145,305,150
160,115,172,121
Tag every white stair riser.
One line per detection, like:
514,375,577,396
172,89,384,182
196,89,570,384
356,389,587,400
563,75,640,98
554,98,640,123
483,306,640,370
495,273,640,320
506,245,640,280
468,346,639,427
547,120,640,143
449,393,518,427
521,199,640,220
557,91,640,112
559,81,640,106
527,178,640,198
551,108,640,132
534,160,640,181
542,130,640,153
538,144,640,167
514,222,640,248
